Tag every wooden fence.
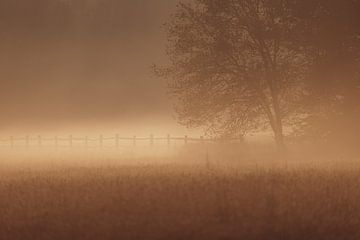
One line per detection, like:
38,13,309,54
0,134,243,148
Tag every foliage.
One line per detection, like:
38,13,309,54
157,0,360,149
156,0,309,148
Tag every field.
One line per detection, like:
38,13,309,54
0,147,360,240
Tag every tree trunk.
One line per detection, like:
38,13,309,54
270,76,286,154
270,104,286,153
259,98,287,153
274,126,286,153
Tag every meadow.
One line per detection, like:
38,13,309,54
0,146,359,240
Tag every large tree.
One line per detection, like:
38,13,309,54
156,0,308,150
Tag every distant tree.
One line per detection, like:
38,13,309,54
289,0,360,153
155,0,309,150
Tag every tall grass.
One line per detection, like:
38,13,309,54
0,163,360,240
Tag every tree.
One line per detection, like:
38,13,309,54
155,0,308,150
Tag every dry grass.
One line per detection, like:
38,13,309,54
1,161,360,240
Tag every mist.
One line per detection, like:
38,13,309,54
0,0,360,239
0,0,181,134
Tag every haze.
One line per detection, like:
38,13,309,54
0,0,183,135
0,1,360,239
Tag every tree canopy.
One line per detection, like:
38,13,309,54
156,0,310,149
157,0,360,151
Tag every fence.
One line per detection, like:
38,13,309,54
0,134,243,148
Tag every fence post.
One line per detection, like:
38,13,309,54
150,134,154,147
69,135,73,147
55,136,58,148
133,136,137,147
167,134,171,148
26,135,30,148
38,135,42,147
115,134,119,148
10,136,14,148
99,134,103,148
184,135,188,145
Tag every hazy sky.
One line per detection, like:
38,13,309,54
0,0,187,135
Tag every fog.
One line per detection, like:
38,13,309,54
0,0,181,134
0,1,360,239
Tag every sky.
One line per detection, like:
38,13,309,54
0,0,192,136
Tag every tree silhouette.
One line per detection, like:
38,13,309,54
289,0,360,153
156,0,309,150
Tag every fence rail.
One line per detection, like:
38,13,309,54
0,134,243,148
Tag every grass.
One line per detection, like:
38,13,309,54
1,161,360,240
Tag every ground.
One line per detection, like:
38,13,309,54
0,157,360,240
